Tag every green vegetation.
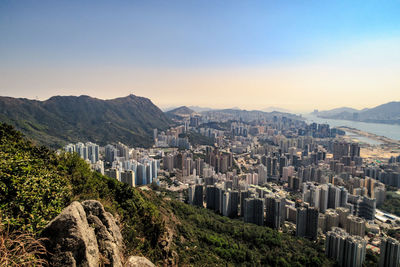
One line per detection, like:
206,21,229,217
378,190,400,217
164,200,334,266
0,123,71,232
199,121,231,131
364,250,379,267
0,95,171,148
0,122,164,261
179,131,215,146
0,122,335,265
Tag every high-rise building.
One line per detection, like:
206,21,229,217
296,206,307,237
318,213,327,233
244,198,264,226
265,196,285,230
328,184,341,209
336,207,350,229
120,170,135,187
319,184,329,213
136,163,146,185
116,142,129,160
104,168,120,181
326,227,366,267
215,187,223,213
346,215,365,237
325,209,339,232
65,142,100,164
86,142,99,164
189,184,203,207
105,144,118,163
339,186,348,207
296,205,319,240
206,186,217,210
240,190,251,216
222,190,239,218
379,237,400,267
374,183,386,206
306,206,319,240
357,197,376,220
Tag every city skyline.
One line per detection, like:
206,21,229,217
1,1,400,112
2,2,400,266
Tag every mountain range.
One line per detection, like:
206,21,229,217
314,101,400,124
201,108,303,122
262,106,292,113
0,94,171,148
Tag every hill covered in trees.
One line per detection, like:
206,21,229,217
0,94,171,148
0,123,335,266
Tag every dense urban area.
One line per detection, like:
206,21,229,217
65,108,400,267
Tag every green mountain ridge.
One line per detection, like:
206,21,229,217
0,94,172,148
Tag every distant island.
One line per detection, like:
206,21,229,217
313,101,400,125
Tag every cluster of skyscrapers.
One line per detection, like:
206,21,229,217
64,142,100,164
65,141,159,187
156,108,400,267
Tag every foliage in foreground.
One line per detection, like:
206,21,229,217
0,122,165,262
0,220,47,267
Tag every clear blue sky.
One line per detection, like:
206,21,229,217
1,0,400,111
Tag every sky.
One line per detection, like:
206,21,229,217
1,0,400,113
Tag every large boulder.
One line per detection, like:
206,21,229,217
41,201,99,267
42,200,124,267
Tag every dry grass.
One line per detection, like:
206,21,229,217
0,221,48,267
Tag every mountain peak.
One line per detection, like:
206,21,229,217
166,106,195,116
0,94,171,148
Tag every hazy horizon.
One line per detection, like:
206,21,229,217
1,92,399,114
1,1,400,112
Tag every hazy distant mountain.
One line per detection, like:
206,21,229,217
315,102,400,124
314,107,360,118
0,94,171,148
262,106,291,113
165,106,197,121
201,108,303,122
166,106,195,116
188,106,213,112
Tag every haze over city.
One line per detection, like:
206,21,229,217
1,1,400,112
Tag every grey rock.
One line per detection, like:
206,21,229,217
42,200,125,267
125,256,156,267
41,201,99,267
82,200,123,267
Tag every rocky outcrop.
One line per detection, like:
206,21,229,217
125,256,156,267
41,201,99,267
82,200,123,266
42,200,124,267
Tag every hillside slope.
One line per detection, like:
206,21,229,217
0,123,336,266
0,94,171,148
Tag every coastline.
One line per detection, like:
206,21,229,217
337,126,400,146
336,126,400,162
